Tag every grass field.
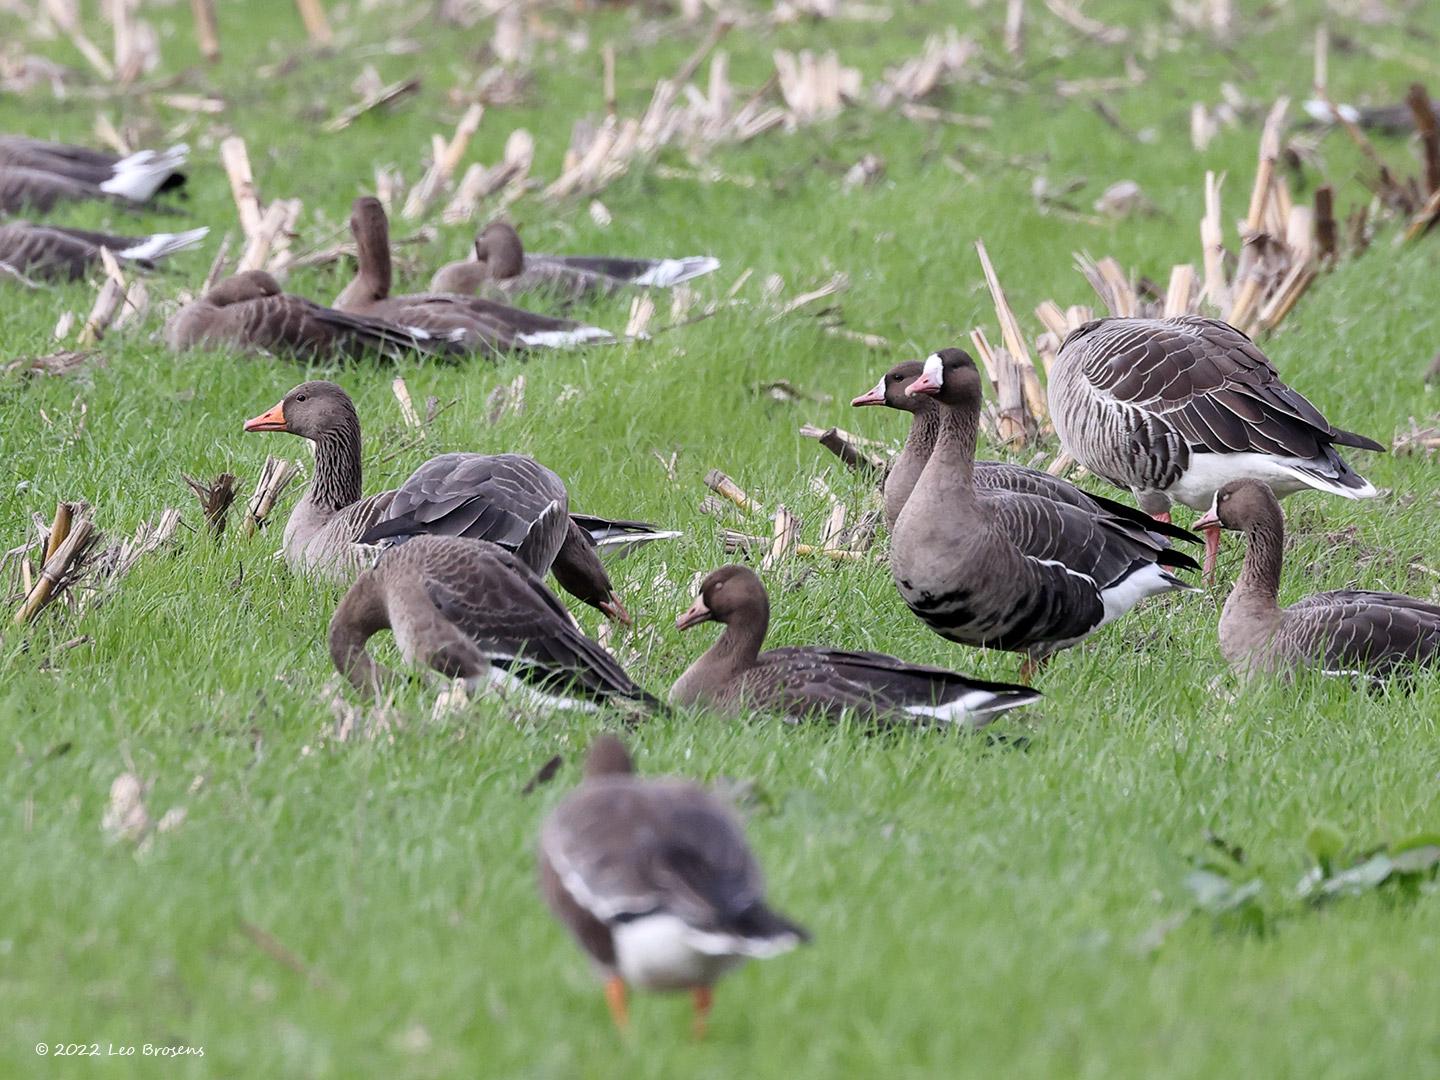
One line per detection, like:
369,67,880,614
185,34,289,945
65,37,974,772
4,0,1440,1076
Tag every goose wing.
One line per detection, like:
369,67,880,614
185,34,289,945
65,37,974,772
1285,591,1440,675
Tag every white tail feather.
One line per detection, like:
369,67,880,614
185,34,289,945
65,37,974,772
1302,99,1359,125
100,143,189,201
516,326,614,348
631,256,721,287
117,227,209,263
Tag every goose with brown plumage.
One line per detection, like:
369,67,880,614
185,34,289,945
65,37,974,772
431,221,719,303
244,380,650,622
889,349,1199,676
167,271,466,361
0,138,186,213
1196,479,1440,683
330,537,657,710
539,734,807,1038
1048,315,1384,579
852,358,1200,544
0,221,207,283
334,198,613,355
671,565,1040,728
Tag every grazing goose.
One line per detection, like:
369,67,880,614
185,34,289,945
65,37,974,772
245,381,643,622
1196,479,1440,682
330,537,657,712
334,197,612,354
539,734,807,1037
0,139,187,212
671,565,1040,728
891,349,1199,677
167,271,465,361
431,221,720,302
1048,315,1384,579
852,358,1199,542
0,221,207,282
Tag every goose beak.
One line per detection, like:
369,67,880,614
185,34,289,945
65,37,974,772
599,594,633,627
244,401,287,432
1194,504,1221,531
906,371,942,396
675,597,712,631
850,379,886,407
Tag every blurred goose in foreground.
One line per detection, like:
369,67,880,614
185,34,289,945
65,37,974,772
671,565,1040,729
335,198,612,354
244,380,654,621
0,139,187,212
1302,96,1440,134
1196,479,1440,683
0,221,207,283
890,349,1199,679
431,221,720,303
539,734,807,1037
167,271,465,361
330,537,657,711
852,358,1199,543
1048,315,1383,579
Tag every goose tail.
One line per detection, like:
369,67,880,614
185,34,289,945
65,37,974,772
515,325,615,349
117,226,210,263
631,256,721,288
100,143,189,201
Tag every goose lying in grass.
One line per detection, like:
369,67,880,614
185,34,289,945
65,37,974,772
0,138,187,212
1197,479,1440,683
0,221,207,282
671,565,1040,729
539,734,807,1037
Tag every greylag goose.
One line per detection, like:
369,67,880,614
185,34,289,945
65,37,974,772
431,221,720,302
671,565,1040,728
245,380,645,622
334,198,612,355
329,536,657,711
852,358,1200,543
0,139,187,213
539,734,807,1036
1196,479,1440,682
168,271,465,361
1048,315,1384,579
891,349,1199,677
0,221,207,283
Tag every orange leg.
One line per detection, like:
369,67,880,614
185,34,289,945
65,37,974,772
1201,523,1222,585
691,986,713,1040
604,976,629,1034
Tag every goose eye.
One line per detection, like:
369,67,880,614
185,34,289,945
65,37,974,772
296,394,308,402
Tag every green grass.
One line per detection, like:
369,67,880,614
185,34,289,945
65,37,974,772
4,0,1440,1076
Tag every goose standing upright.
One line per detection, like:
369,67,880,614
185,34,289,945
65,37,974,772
889,349,1199,677
1047,315,1384,579
1196,479,1440,682
539,734,807,1037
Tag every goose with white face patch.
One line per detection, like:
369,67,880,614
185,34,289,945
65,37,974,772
670,564,1040,729
888,349,1200,680
1197,479,1440,683
1047,315,1384,579
328,536,659,712
538,735,808,1037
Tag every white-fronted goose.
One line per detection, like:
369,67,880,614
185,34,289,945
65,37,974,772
245,380,645,621
852,358,1200,544
0,221,207,282
330,537,657,711
1196,479,1440,682
539,734,807,1036
334,198,612,355
891,349,1199,677
671,565,1040,728
0,139,187,212
168,271,464,361
1048,315,1384,578
431,221,720,303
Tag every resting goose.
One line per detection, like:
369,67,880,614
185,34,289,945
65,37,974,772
852,358,1199,542
0,139,187,213
167,271,465,361
334,198,612,354
671,565,1040,728
890,349,1199,677
329,536,657,711
431,221,720,303
245,380,645,622
539,734,807,1037
1048,315,1384,578
0,221,207,282
1196,479,1440,682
